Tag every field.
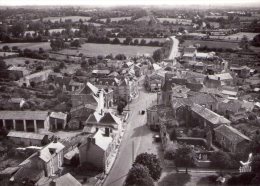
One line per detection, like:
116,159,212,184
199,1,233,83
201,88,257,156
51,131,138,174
58,43,160,57
182,40,240,49
100,16,132,22
205,15,228,19
0,52,18,57
4,57,46,66
0,42,51,51
33,16,92,23
83,22,103,27
210,32,259,41
109,37,166,43
157,18,192,25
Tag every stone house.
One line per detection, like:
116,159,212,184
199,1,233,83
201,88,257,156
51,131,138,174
214,124,251,153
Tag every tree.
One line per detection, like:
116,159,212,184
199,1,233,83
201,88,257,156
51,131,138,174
252,155,260,173
209,151,232,170
125,164,154,186
174,145,194,173
70,39,81,48
117,102,125,115
240,35,249,50
133,39,139,45
2,45,10,52
11,22,26,37
0,60,7,70
140,39,146,46
252,34,260,47
112,37,120,44
152,49,163,62
115,53,126,60
123,36,133,45
170,128,177,141
50,38,66,51
249,130,260,154
36,65,43,71
134,152,162,181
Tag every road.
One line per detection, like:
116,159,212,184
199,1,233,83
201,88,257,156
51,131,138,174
103,85,158,186
168,36,180,60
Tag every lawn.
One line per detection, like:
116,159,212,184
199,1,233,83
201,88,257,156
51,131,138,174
33,16,92,23
182,40,240,50
58,43,160,57
100,16,132,22
157,18,193,25
0,42,51,51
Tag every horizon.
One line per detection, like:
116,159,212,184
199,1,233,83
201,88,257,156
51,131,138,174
1,0,260,7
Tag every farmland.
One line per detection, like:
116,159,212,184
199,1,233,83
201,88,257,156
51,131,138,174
58,43,160,57
157,18,193,25
182,39,240,50
0,42,51,51
109,37,166,43
4,57,46,66
210,32,259,41
33,16,92,23
100,16,132,22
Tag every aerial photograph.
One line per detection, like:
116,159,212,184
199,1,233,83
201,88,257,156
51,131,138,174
0,0,259,185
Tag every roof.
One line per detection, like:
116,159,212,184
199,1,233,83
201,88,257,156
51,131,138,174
53,173,82,186
64,148,79,161
191,104,230,125
0,111,49,120
215,73,233,80
221,90,237,96
214,124,251,144
190,93,217,105
0,167,19,176
7,131,46,140
92,69,110,74
9,98,24,103
93,129,113,151
25,69,52,80
39,141,65,162
50,112,67,120
12,166,44,182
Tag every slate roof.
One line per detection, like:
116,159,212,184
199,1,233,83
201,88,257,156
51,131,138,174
191,104,230,125
0,111,49,120
190,93,217,105
50,112,67,120
214,124,251,144
7,131,46,140
53,173,82,186
93,129,113,151
12,166,44,182
39,141,65,162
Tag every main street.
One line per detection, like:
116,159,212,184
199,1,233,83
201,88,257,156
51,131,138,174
103,84,158,186
168,36,180,60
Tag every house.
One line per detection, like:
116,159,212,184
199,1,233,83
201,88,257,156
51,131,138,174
134,63,149,77
183,46,197,61
214,124,251,153
49,112,67,130
190,93,218,111
145,72,164,92
0,111,49,132
79,129,114,173
11,140,65,184
35,173,82,186
8,66,30,80
69,79,84,92
7,131,49,146
92,69,110,77
18,69,52,87
190,104,231,130
230,66,250,78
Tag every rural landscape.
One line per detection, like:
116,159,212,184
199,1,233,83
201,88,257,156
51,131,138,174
0,1,260,186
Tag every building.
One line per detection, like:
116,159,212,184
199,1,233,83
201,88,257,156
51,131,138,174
19,69,52,87
214,124,251,153
145,72,164,92
8,66,30,80
92,69,110,77
190,104,231,130
7,131,49,146
49,112,67,130
11,141,65,184
35,173,82,186
0,111,49,132
79,129,114,173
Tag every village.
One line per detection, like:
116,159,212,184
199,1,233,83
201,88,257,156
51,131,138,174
0,3,260,186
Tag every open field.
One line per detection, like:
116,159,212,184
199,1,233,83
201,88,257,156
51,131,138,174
0,42,51,51
157,18,193,25
33,16,91,22
4,57,46,66
58,43,160,57
210,32,259,41
83,22,103,26
109,37,166,43
100,16,132,22
182,39,240,49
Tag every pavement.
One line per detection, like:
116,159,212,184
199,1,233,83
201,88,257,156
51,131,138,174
102,84,158,186
168,36,180,60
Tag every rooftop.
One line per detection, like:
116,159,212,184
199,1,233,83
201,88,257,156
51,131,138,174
50,112,67,120
0,111,49,120
7,131,46,140
39,141,65,162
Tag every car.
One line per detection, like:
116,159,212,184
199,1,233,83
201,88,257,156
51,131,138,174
153,134,161,142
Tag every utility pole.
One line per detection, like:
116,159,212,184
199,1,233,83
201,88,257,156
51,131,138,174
132,141,135,163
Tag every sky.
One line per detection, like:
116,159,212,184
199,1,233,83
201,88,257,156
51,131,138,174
0,0,259,6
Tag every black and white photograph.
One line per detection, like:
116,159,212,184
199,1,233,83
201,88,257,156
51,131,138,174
0,0,260,185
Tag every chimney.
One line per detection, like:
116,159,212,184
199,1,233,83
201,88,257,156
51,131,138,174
105,127,110,137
